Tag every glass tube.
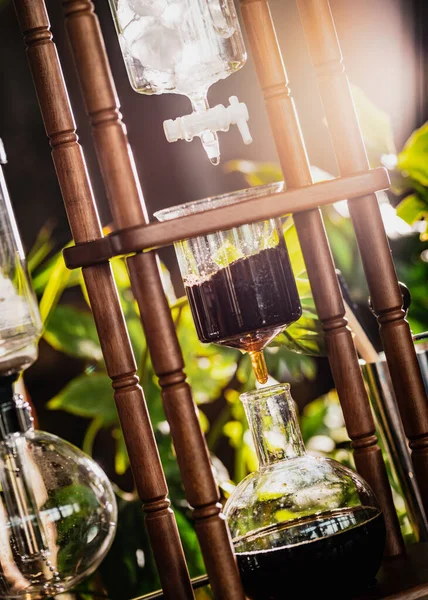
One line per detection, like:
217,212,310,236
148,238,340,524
0,143,42,376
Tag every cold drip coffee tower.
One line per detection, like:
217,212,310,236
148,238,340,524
109,0,252,163
12,0,428,597
0,143,117,598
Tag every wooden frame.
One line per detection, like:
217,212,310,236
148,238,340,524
11,0,428,597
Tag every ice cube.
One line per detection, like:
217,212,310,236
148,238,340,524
176,41,224,94
117,0,135,28
129,18,183,72
207,0,235,39
128,0,167,18
121,17,145,46
160,2,187,29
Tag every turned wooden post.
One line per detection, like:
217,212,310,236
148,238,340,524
240,0,403,555
296,0,428,516
12,1,194,598
60,2,245,598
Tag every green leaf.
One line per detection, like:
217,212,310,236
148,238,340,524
47,373,117,426
27,220,56,274
324,220,354,277
224,160,282,186
79,270,91,307
113,427,130,475
126,317,147,366
396,193,428,225
272,311,325,356
211,240,245,268
283,218,307,278
350,84,396,165
198,408,210,433
265,346,317,382
32,252,81,295
176,304,238,404
160,260,177,305
38,250,72,323
295,276,312,300
173,509,205,577
223,420,243,449
43,304,103,362
111,257,131,289
397,121,428,186
300,397,329,443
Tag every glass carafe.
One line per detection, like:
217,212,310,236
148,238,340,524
0,143,42,376
154,183,302,383
224,384,386,599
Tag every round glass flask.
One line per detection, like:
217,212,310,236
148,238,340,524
0,377,117,599
224,384,386,599
154,183,302,384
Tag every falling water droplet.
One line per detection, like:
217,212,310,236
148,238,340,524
200,129,220,165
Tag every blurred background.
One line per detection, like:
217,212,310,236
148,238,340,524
1,0,428,597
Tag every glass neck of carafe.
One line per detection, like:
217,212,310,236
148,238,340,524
241,384,306,468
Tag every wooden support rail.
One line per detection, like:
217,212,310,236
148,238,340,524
240,0,403,555
12,1,194,598
296,0,428,516
61,2,244,599
62,167,390,269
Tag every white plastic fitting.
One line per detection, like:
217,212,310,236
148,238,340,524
163,96,252,146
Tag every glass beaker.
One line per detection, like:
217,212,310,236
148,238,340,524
0,143,42,375
224,384,386,599
108,0,250,163
154,183,302,383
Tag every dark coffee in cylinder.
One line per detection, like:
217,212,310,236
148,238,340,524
185,238,302,352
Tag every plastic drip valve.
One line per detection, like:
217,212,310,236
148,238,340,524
163,96,252,165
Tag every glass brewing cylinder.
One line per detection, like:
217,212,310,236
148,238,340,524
109,0,250,163
0,144,42,375
155,184,302,382
224,384,386,599
110,0,246,97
